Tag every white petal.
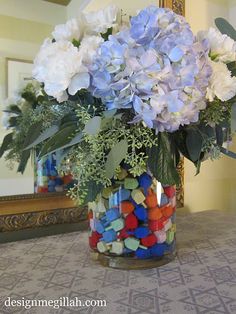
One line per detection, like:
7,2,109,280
68,72,90,95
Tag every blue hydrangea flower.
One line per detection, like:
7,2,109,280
89,6,212,132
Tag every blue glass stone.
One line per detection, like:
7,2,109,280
101,230,117,243
105,208,120,222
135,248,152,259
134,205,147,221
134,226,149,238
150,243,167,257
138,173,152,194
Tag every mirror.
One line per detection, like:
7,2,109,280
0,0,161,198
0,0,185,234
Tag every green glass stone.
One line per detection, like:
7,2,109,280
124,178,139,190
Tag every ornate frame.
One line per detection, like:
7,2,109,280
0,0,185,233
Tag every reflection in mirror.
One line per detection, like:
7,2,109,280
0,0,160,198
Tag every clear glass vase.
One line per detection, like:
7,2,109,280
88,169,176,269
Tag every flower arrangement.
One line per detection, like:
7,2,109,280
1,5,236,206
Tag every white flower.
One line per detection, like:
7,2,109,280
33,39,85,102
83,5,119,34
198,27,236,63
79,35,104,64
206,60,236,101
52,18,81,42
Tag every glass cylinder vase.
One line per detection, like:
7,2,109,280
88,169,176,269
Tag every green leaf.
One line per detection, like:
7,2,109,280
3,105,21,115
215,125,224,146
8,116,18,127
60,113,78,127
215,18,236,40
186,128,203,162
172,130,191,160
23,122,42,149
24,125,59,150
39,125,77,158
17,150,30,174
45,132,83,155
220,147,236,159
101,27,113,41
105,139,128,179
72,38,80,48
0,133,13,158
84,116,102,135
232,103,236,133
81,181,103,205
148,133,180,186
227,62,236,77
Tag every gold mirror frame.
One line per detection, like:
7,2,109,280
0,0,184,233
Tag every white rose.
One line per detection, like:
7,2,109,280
83,4,119,35
33,39,88,102
52,18,81,42
198,27,236,63
206,60,236,101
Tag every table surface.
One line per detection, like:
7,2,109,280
0,209,236,314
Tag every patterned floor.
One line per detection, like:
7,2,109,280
0,209,236,314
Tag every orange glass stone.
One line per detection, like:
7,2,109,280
145,189,158,208
120,201,135,214
161,205,174,218
148,207,163,220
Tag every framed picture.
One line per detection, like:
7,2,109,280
6,58,34,98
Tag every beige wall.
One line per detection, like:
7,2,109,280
185,0,236,212
84,0,158,15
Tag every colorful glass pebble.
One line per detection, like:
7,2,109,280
125,213,138,229
164,186,176,198
88,171,177,262
105,208,120,222
161,204,174,218
108,218,125,232
120,201,135,214
117,168,128,180
102,187,113,199
131,189,146,204
97,241,109,253
160,193,169,207
166,230,175,244
110,241,124,255
94,219,105,234
124,178,139,190
119,189,131,201
148,207,163,220
134,226,149,238
145,189,158,208
141,234,157,247
124,238,140,251
134,205,147,221
164,219,172,231
101,229,117,243
150,243,167,257
154,230,167,243
135,248,152,259
89,231,102,249
118,227,130,239
138,173,152,193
